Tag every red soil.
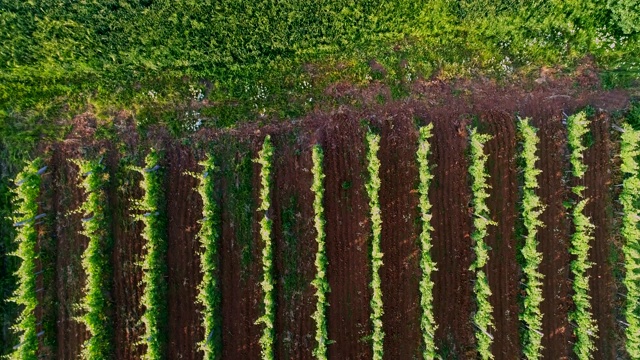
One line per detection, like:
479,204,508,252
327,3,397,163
481,110,521,359
218,140,263,359
110,153,146,359
584,115,617,359
271,132,317,359
165,145,204,359
424,108,476,358
377,113,422,358
52,144,90,359
525,103,574,359
323,112,373,359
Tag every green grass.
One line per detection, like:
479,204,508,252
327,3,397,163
517,118,545,360
365,131,384,360
73,157,114,359
310,144,330,360
255,135,275,360
566,111,598,359
468,127,496,360
1,1,639,137
191,155,222,360
8,158,44,360
133,149,168,360
417,124,438,359
619,123,640,358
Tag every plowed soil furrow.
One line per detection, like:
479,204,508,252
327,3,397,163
53,146,89,359
219,142,262,358
378,115,422,359
166,146,203,360
482,111,520,359
111,154,145,359
584,116,616,359
272,134,316,359
530,113,573,359
325,115,372,359
429,115,475,358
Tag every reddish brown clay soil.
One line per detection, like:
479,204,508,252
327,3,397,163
166,145,204,359
480,110,521,359
423,108,476,358
52,143,90,359
110,153,146,359
525,104,574,359
584,115,617,359
218,139,263,359
323,113,373,359
271,132,317,359
376,114,422,358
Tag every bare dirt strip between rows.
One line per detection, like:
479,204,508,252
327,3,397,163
324,113,373,359
526,103,574,359
218,138,263,359
166,145,204,359
271,132,317,359
584,115,617,359
423,108,476,359
110,152,146,359
377,113,422,359
52,144,89,359
481,110,521,359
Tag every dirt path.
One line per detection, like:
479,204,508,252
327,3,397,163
377,114,422,359
324,113,373,359
218,138,262,358
271,132,317,359
481,111,520,359
584,115,616,359
166,145,203,359
425,110,475,358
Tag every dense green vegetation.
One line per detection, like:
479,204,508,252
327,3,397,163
8,158,44,360
566,112,598,359
365,131,384,360
517,118,545,360
468,127,496,360
417,124,437,359
255,135,275,360
619,123,640,358
192,156,221,360
74,158,114,359
310,145,330,360
134,149,168,360
1,0,639,138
